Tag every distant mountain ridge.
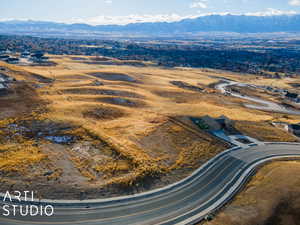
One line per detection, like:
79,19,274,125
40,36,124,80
1,14,300,36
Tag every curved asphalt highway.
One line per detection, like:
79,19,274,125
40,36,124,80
0,143,299,225
216,81,300,115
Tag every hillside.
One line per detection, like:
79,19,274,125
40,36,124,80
1,55,299,199
204,161,300,225
1,15,300,37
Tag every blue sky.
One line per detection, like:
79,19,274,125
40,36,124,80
1,0,300,25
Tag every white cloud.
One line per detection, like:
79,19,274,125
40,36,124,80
68,8,296,26
289,0,300,6
62,9,298,25
1,9,297,26
190,1,207,9
69,14,201,25
104,0,112,4
0,18,32,22
245,8,297,16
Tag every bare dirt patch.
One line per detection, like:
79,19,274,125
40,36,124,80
0,114,136,199
82,106,126,120
57,74,92,80
88,72,137,83
136,118,227,168
170,81,204,92
70,57,87,61
153,90,205,103
84,61,147,67
62,88,143,98
95,97,146,108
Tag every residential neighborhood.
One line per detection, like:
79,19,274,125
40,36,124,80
0,48,49,65
0,72,14,96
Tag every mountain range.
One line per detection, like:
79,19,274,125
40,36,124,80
1,14,300,37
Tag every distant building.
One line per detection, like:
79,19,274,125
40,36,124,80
0,83,10,96
285,91,299,103
5,57,19,64
272,122,289,132
30,52,48,63
198,115,222,131
0,73,14,96
21,51,31,58
0,73,14,82
0,55,10,60
0,48,8,55
286,91,298,99
193,115,234,132
31,52,44,58
0,83,6,90
216,115,235,130
0,84,8,96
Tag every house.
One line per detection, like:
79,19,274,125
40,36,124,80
0,83,6,90
0,75,6,83
0,73,14,96
0,83,9,96
30,52,48,63
0,73,14,82
286,91,298,100
0,48,8,55
272,122,289,132
216,115,234,129
0,55,10,60
31,52,44,59
0,76,8,96
193,115,235,132
5,57,19,64
21,51,31,58
197,115,222,131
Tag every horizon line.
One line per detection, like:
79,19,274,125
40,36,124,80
0,11,299,26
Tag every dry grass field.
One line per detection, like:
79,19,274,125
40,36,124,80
235,121,299,142
0,55,299,199
203,161,300,225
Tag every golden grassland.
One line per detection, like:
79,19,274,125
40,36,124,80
0,55,299,197
235,120,299,142
0,140,46,173
203,161,300,225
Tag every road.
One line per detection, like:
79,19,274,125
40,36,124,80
0,143,299,225
216,81,300,115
